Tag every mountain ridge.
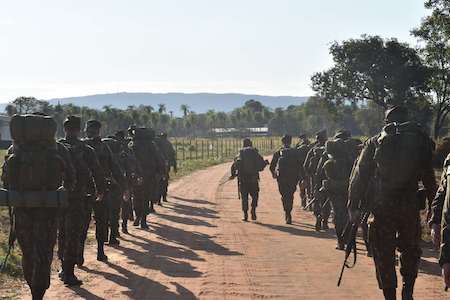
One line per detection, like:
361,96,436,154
45,92,309,115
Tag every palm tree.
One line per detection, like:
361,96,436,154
180,104,190,118
158,103,166,114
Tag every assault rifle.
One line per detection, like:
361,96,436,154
337,211,370,287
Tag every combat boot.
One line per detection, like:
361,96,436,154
141,216,149,229
321,219,329,230
315,218,322,232
109,236,120,246
286,213,292,225
243,211,248,222
31,287,46,300
382,288,396,300
97,242,108,262
163,195,168,202
402,279,415,300
133,216,140,226
149,203,155,213
63,264,83,287
251,208,257,221
122,220,129,234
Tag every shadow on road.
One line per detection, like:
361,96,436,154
166,202,220,220
157,212,217,228
255,222,336,240
419,247,441,277
170,195,215,206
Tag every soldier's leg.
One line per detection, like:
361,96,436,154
79,196,93,266
108,187,122,244
321,197,331,230
370,212,398,294
250,190,259,221
299,180,307,208
313,192,322,231
57,212,66,269
330,197,348,249
61,203,83,286
397,205,421,299
161,177,169,202
241,190,249,221
93,200,109,261
15,210,35,294
132,187,144,226
121,196,131,234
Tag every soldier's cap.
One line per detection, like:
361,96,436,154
385,106,408,123
315,129,327,139
64,115,82,129
160,132,168,138
86,119,102,129
334,129,351,140
281,134,292,144
243,138,252,147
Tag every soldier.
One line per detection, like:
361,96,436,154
58,116,105,285
129,127,165,229
155,132,177,204
321,138,352,250
83,120,126,260
270,135,302,224
230,138,268,221
296,134,311,208
2,114,75,300
348,106,437,300
303,130,328,214
429,153,450,290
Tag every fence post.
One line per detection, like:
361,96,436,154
182,138,185,160
201,140,204,159
195,139,198,160
216,139,219,159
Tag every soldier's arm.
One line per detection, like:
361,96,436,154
430,169,447,226
85,145,106,194
57,142,76,191
420,140,438,217
440,193,450,266
269,151,280,176
1,145,13,187
303,148,314,174
103,145,126,190
348,138,377,212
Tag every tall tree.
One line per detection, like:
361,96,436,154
180,104,190,117
412,0,450,138
311,36,430,109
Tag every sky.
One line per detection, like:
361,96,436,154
0,0,429,103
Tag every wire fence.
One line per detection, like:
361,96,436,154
170,137,285,162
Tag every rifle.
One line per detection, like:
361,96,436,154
337,211,370,287
0,206,16,273
237,177,241,200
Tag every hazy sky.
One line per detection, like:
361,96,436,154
0,0,428,102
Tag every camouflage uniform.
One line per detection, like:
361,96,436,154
270,136,301,224
84,136,126,244
231,142,266,221
58,136,105,271
128,128,165,228
322,139,352,248
348,109,437,299
430,154,450,267
296,136,311,208
2,141,75,298
155,134,177,204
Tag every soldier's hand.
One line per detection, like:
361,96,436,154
123,190,130,202
431,223,441,250
442,263,450,290
96,193,104,202
229,175,236,180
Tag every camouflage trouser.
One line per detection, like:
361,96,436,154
277,179,297,214
58,197,83,266
313,190,331,221
107,186,122,239
299,179,308,207
133,185,149,220
80,194,108,249
369,200,421,289
330,196,349,244
121,195,133,221
240,176,259,212
15,208,58,291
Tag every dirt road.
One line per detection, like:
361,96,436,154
40,162,445,299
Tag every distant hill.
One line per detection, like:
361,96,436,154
45,92,309,115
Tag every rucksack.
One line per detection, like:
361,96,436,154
238,147,265,175
6,115,64,192
374,122,428,192
276,147,300,179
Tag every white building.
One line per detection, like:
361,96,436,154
0,115,11,141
